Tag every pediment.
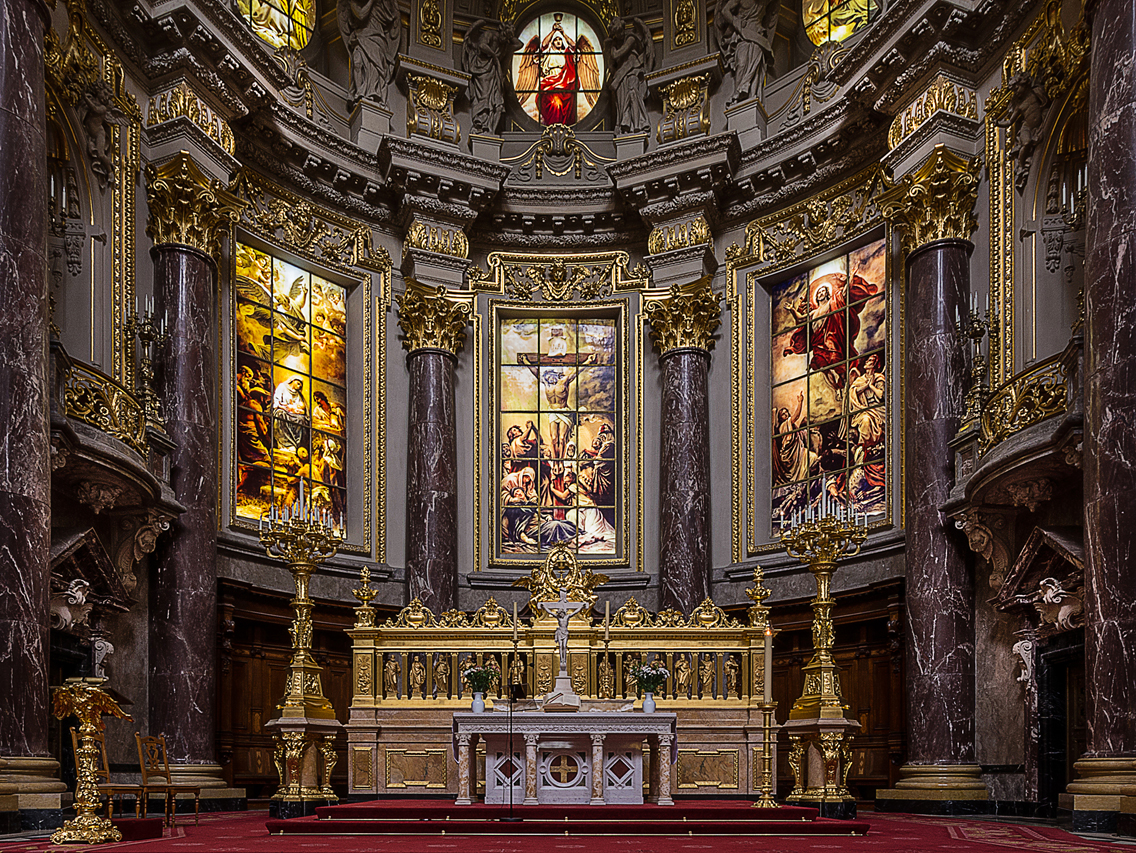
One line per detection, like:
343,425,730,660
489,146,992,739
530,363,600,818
995,525,1084,637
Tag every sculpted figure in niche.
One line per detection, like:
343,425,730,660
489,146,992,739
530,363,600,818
337,0,404,109
463,19,523,135
81,78,121,190
604,16,655,136
997,72,1050,192
714,0,778,107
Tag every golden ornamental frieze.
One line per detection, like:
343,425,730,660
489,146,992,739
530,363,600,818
63,362,148,456
657,73,710,144
384,598,440,628
469,597,517,629
612,596,654,627
407,74,460,145
404,219,469,258
644,276,721,354
737,166,884,275
230,171,391,273
888,74,979,151
688,598,741,628
513,544,609,609
647,214,712,256
979,355,1069,454
397,282,472,354
147,81,235,156
878,146,981,253
145,153,244,257
468,249,649,300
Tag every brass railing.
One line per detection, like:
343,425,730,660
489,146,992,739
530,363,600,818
63,361,148,455
979,349,1071,454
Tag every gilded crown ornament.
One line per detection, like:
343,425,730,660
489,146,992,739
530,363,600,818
644,275,721,354
397,281,472,354
879,145,982,253
513,544,609,611
144,153,244,258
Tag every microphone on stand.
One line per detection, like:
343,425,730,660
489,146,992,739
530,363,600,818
502,680,526,822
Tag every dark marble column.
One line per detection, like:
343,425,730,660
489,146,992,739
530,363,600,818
658,348,711,612
1071,0,1136,819
0,0,68,815
405,348,458,612
397,283,470,615
144,154,242,787
645,278,719,614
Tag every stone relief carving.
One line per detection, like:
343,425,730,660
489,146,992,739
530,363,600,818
713,0,776,107
1002,477,1054,513
1011,637,1034,687
1019,577,1084,632
954,510,1012,591
51,579,93,632
77,480,124,514
462,20,522,136
605,16,655,136
92,634,115,678
780,41,845,129
337,0,404,109
109,509,173,594
996,72,1049,193
80,77,123,191
502,124,614,183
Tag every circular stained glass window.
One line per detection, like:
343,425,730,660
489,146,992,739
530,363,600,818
803,0,879,45
238,0,316,51
511,12,606,127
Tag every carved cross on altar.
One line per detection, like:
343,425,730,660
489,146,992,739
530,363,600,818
541,588,585,677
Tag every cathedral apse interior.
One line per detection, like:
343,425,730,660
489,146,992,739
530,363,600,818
3,0,1135,837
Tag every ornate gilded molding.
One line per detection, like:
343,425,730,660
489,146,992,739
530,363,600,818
468,249,649,300
657,74,710,144
644,276,721,354
397,282,472,354
147,81,235,156
779,41,845,130
417,0,444,48
404,219,469,258
144,153,244,258
63,362,148,455
502,124,614,183
512,545,609,611
671,0,699,48
878,146,981,254
736,165,883,275
647,214,711,255
407,74,460,144
979,353,1068,454
888,74,979,151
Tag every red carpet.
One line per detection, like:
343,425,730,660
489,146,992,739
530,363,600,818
0,809,1127,851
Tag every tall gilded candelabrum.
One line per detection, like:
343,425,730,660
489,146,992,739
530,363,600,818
260,494,343,721
125,301,168,430
780,510,867,722
50,678,131,845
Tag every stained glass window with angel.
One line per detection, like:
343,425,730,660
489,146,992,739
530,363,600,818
511,12,605,126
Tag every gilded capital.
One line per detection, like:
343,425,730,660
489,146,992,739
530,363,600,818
397,281,472,355
644,275,721,354
879,145,981,253
144,153,244,258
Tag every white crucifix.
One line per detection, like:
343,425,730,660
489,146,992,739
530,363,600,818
539,589,586,711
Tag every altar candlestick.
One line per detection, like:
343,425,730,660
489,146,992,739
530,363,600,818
763,626,773,704
513,602,518,643
604,601,610,641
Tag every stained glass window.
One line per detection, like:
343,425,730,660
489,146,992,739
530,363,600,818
802,0,879,45
498,317,618,557
234,243,347,532
237,0,316,51
769,238,887,530
511,12,605,126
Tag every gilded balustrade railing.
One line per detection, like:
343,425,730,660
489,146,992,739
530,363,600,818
63,361,149,455
978,348,1073,455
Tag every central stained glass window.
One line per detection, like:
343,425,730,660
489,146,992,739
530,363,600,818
498,317,618,557
511,12,605,127
769,238,887,530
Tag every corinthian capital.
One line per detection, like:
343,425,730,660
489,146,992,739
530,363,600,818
644,275,721,355
397,280,472,355
144,153,245,258
879,145,982,254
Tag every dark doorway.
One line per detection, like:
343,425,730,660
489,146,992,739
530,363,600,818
1036,630,1085,816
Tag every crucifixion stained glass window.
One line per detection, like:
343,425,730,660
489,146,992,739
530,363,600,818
497,317,618,557
234,242,347,532
769,238,887,530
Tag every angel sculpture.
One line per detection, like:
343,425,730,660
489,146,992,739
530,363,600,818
997,72,1050,192
463,19,523,135
714,0,778,107
604,16,655,136
337,0,403,108
81,77,124,190
515,13,601,125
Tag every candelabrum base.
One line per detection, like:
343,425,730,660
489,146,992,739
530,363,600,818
51,814,122,845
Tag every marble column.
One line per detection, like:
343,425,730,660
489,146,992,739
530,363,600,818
876,146,989,810
144,154,242,788
0,0,69,822
1070,0,1136,825
645,277,720,613
397,282,470,615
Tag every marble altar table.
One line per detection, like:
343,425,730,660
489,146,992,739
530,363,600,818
452,711,677,806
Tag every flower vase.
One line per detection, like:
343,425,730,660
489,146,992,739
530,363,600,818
471,692,485,713
642,692,656,713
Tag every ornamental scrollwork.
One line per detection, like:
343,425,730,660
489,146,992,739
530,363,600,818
647,214,712,255
470,249,649,301
888,74,980,151
407,74,460,144
145,153,245,258
979,356,1068,453
687,598,740,628
147,81,235,156
612,596,655,627
63,362,148,455
396,282,472,354
469,597,516,628
384,598,439,628
502,124,614,183
513,544,609,609
878,146,982,254
644,275,721,354
657,74,710,144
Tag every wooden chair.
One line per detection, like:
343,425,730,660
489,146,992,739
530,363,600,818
134,733,201,827
69,728,144,820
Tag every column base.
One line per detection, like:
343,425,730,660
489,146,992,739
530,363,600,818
269,798,334,819
875,764,990,815
1118,785,1136,837
0,756,69,828
1059,757,1136,832
796,799,857,819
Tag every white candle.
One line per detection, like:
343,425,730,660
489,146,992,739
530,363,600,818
604,601,610,641
513,602,519,643
763,626,773,704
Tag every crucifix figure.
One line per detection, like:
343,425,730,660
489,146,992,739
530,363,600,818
542,588,585,677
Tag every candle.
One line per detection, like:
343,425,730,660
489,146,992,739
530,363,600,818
604,601,610,642
513,602,518,643
763,626,773,704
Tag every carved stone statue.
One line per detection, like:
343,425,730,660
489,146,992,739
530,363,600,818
434,655,450,696
997,72,1050,192
409,655,426,697
384,654,401,696
337,0,404,109
675,654,692,697
714,0,778,107
700,653,716,697
604,16,655,135
462,19,522,135
80,78,120,190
